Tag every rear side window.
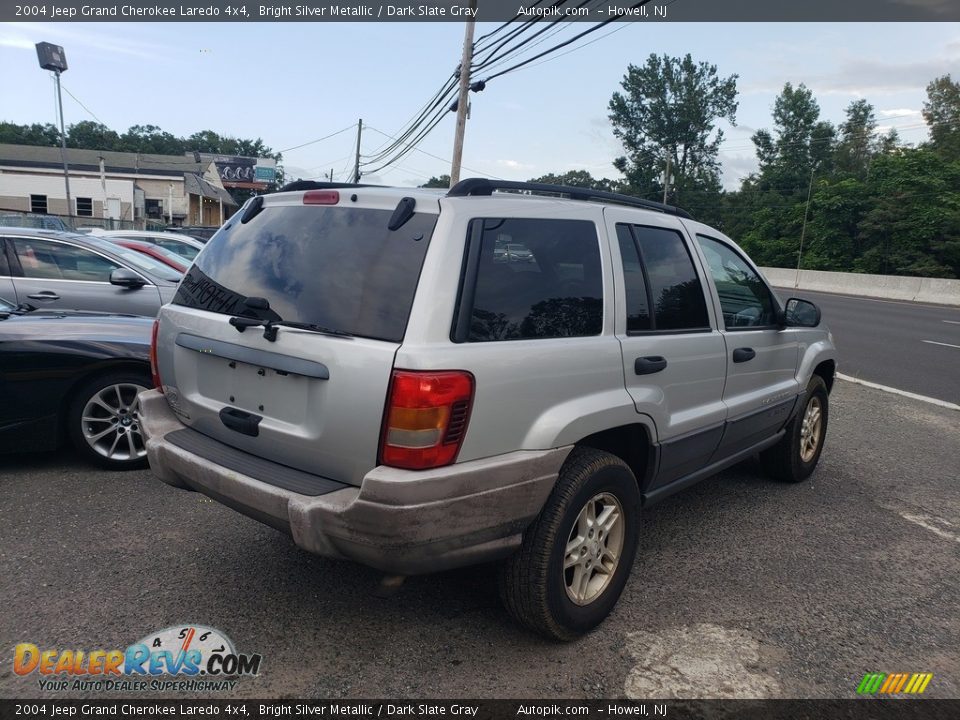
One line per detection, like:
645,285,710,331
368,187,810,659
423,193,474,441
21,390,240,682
173,205,437,343
617,224,709,332
458,218,603,342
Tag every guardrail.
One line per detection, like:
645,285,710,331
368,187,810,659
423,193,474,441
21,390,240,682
761,267,960,307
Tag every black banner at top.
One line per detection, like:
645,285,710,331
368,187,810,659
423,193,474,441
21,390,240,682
3,0,960,23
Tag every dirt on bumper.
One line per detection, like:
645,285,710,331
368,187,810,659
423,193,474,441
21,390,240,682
140,389,568,574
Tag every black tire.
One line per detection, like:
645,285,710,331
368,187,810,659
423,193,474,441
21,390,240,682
498,447,641,640
760,374,829,483
67,370,151,471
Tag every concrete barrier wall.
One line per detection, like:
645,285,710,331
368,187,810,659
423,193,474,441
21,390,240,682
760,267,960,307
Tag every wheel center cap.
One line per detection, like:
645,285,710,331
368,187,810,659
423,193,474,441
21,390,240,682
120,417,132,426
588,540,601,558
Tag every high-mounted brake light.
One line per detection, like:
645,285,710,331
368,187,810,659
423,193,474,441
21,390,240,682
149,318,161,388
380,370,474,470
303,190,340,205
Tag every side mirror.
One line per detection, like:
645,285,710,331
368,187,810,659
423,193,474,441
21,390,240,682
110,267,146,289
783,298,821,328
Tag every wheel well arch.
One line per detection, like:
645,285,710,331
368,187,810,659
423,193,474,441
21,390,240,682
574,423,655,490
813,359,836,393
58,360,152,442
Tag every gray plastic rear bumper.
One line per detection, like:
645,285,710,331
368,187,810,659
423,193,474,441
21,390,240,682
140,389,569,575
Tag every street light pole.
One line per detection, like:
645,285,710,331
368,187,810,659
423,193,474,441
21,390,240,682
36,43,72,221
53,70,72,219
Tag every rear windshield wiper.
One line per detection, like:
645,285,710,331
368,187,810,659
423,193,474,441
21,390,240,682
229,315,352,342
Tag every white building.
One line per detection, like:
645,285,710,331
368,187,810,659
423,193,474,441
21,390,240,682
0,143,238,229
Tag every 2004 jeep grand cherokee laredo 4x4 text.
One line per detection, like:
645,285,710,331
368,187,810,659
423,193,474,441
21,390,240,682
141,178,836,640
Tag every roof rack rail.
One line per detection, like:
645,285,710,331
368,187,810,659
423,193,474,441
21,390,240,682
447,178,693,219
276,180,382,193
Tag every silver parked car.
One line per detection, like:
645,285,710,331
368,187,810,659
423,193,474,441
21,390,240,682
141,180,837,639
0,228,181,316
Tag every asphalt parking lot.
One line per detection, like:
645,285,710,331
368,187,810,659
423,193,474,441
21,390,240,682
1,379,958,700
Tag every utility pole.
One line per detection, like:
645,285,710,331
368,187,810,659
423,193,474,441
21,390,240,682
795,164,816,288
327,169,334,182
352,119,363,184
449,0,477,187
662,149,672,205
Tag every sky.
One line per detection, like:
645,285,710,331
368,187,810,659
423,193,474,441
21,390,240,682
1,20,958,190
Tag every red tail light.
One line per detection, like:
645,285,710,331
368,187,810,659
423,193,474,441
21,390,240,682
303,190,340,205
149,319,161,389
380,370,474,470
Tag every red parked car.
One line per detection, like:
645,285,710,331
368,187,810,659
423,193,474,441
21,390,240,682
109,239,188,274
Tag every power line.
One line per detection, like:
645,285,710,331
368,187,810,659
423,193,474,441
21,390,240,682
472,2,609,77
278,123,357,153
361,115,452,174
506,17,632,74
472,0,548,53
60,83,108,127
361,78,459,166
471,1,570,72
483,3,652,83
363,125,501,179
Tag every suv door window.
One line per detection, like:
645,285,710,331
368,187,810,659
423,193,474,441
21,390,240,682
697,235,777,329
461,218,603,342
11,237,120,282
618,224,709,332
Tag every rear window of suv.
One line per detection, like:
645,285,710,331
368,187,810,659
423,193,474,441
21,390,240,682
172,205,437,343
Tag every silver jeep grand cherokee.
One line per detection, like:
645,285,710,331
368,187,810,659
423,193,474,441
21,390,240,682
141,178,836,640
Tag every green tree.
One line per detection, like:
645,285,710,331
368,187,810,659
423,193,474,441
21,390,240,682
528,170,621,192
66,121,120,150
857,149,960,277
0,121,60,146
419,174,451,188
834,100,877,177
608,53,738,210
185,129,223,153
922,74,960,161
752,83,834,194
118,124,183,155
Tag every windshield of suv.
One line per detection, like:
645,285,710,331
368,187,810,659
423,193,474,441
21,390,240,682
172,204,437,342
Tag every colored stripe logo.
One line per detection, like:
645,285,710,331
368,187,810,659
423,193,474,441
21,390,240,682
857,673,933,694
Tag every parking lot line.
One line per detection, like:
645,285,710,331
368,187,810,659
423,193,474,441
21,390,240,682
899,513,960,544
836,373,960,411
922,340,960,349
